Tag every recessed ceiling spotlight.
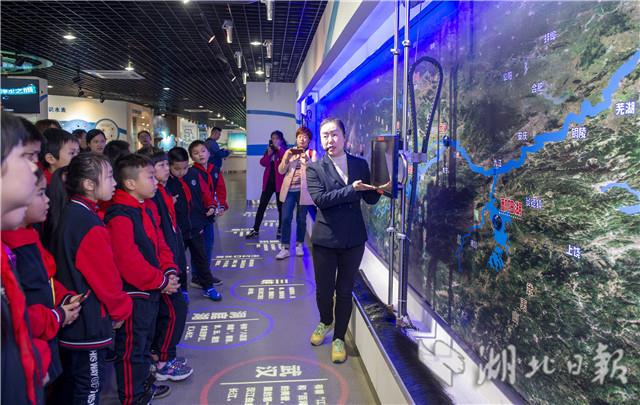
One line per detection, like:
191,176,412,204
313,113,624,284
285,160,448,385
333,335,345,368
87,95,94,99
182,0,191,4
125,61,134,71
163,87,171,91
255,68,264,75
199,105,204,108
208,35,216,44
217,113,221,117
250,41,262,46
47,85,53,89
63,33,76,40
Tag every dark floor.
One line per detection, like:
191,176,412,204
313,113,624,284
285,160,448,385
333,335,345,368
101,172,378,405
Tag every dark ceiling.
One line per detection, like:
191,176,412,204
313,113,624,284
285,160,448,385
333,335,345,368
0,0,327,127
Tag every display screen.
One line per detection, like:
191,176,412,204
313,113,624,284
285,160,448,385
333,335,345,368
370,135,399,198
227,132,247,153
0,77,40,113
317,1,639,403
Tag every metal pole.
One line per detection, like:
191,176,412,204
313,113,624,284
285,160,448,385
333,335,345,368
397,0,411,318
387,0,400,307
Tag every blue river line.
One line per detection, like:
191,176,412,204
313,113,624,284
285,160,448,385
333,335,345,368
600,182,640,215
451,50,640,272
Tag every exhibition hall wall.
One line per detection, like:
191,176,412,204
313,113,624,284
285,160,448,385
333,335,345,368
316,1,639,403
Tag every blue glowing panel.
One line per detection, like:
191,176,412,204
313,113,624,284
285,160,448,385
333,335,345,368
316,1,640,402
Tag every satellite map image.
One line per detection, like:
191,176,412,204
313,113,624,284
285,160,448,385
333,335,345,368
318,1,639,403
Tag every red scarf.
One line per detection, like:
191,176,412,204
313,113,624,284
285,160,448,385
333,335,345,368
1,243,40,404
157,184,177,229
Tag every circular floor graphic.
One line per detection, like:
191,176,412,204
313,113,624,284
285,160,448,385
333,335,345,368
200,356,349,405
178,305,273,351
230,276,315,303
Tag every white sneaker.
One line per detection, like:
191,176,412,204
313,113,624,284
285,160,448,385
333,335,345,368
276,248,290,260
295,244,304,257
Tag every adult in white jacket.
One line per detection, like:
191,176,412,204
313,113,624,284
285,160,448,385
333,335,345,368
275,126,318,259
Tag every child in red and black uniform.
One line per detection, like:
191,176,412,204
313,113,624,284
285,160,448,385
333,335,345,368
187,141,228,287
2,169,83,387
168,146,223,300
142,151,193,381
38,128,80,185
1,112,46,405
104,154,180,404
46,153,133,405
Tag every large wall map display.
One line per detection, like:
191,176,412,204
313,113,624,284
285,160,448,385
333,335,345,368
317,1,639,403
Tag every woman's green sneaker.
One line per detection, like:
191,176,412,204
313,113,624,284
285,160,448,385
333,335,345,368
331,339,347,363
310,323,333,346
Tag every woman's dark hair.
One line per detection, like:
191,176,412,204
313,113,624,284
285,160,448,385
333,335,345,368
295,126,313,141
319,118,346,136
1,112,28,165
19,117,46,146
86,129,106,144
72,129,87,144
45,153,111,248
35,119,61,133
104,140,131,166
270,130,287,146
168,147,189,163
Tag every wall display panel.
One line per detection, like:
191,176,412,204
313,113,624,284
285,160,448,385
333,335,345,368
317,2,639,403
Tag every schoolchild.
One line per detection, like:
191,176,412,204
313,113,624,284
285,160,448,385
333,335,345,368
39,128,80,184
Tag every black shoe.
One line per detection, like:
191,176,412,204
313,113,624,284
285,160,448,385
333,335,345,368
152,384,171,400
245,229,259,239
190,279,204,289
212,277,223,286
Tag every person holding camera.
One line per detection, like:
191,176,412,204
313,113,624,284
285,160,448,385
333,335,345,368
246,131,287,239
275,127,317,259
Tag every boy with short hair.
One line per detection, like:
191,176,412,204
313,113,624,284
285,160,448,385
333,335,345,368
143,151,193,381
166,147,223,300
19,117,46,164
104,154,180,404
39,128,80,184
187,141,228,277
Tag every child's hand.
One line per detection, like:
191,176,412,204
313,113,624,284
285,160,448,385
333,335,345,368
61,301,81,326
216,208,226,217
206,207,216,216
162,275,180,294
112,320,124,329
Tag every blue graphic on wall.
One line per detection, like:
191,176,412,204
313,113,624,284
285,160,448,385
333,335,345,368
61,118,126,141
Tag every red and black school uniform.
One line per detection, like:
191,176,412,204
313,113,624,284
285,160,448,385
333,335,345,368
51,195,133,405
2,228,75,384
104,189,178,405
148,184,188,363
181,167,219,287
188,163,228,282
1,244,46,405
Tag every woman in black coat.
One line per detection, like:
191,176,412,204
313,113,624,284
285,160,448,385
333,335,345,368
305,118,380,363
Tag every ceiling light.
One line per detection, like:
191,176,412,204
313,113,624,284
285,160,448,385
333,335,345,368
261,0,274,21
217,113,221,117
242,72,248,85
125,61,134,71
222,20,233,44
231,76,237,82
100,94,105,103
199,105,204,108
255,68,264,75
263,40,273,59
250,41,262,46
47,85,53,89
265,78,270,94
87,95,93,99
163,87,171,91
234,51,242,69
208,35,216,44
63,33,76,40
182,0,191,4
78,88,85,97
